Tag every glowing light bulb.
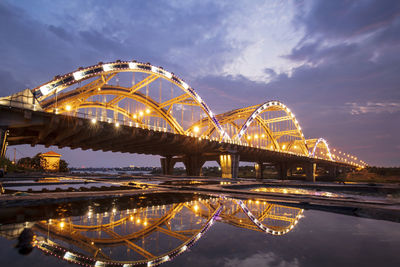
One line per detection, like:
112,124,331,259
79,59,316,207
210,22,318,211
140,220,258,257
65,105,72,111
146,109,150,114
139,111,144,116
91,118,97,124
59,221,65,229
115,122,120,127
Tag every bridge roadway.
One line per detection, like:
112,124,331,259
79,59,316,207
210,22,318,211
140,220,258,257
0,104,353,180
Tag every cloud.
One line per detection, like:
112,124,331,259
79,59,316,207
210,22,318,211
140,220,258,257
224,252,299,267
294,0,400,40
347,102,400,115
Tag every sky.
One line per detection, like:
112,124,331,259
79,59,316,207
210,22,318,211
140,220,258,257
0,0,399,167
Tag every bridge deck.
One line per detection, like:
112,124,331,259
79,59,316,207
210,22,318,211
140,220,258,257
0,105,350,169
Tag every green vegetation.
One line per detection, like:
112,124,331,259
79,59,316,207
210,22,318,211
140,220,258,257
0,154,69,174
345,167,400,183
0,156,19,172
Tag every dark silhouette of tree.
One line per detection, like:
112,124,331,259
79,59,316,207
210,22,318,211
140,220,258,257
59,159,69,172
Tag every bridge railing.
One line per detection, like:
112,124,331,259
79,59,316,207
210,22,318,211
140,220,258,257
65,110,361,164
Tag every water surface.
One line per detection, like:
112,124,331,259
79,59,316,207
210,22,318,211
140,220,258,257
0,193,399,267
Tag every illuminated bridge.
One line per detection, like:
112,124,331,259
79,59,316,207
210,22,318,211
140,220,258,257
0,60,366,180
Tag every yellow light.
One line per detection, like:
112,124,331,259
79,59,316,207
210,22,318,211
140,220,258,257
143,221,148,226
65,105,72,111
261,134,265,138
247,136,251,140
193,126,200,133
115,122,120,127
146,109,150,114
194,205,199,212
136,218,141,224
59,221,65,229
294,145,297,149
282,145,286,149
91,118,97,124
133,114,137,119
130,215,133,221
139,111,144,116
254,134,258,139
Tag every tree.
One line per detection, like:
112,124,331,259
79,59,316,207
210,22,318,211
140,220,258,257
59,159,69,172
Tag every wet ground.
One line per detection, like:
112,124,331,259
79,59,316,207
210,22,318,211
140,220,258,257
0,174,399,266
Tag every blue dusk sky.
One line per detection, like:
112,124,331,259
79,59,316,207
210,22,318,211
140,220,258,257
0,0,399,167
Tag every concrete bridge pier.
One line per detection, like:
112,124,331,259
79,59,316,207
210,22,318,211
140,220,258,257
183,154,205,176
255,162,265,179
219,154,240,178
304,162,316,182
160,156,177,175
327,165,339,178
0,128,8,158
276,162,289,179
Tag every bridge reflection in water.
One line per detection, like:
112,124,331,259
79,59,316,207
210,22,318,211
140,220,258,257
11,197,302,266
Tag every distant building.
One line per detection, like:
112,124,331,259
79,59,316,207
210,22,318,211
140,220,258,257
40,151,61,171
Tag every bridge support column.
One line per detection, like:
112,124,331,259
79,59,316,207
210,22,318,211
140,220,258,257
276,162,288,179
305,162,316,182
328,165,338,178
0,129,8,158
183,155,205,176
255,162,265,179
220,154,240,179
160,156,176,175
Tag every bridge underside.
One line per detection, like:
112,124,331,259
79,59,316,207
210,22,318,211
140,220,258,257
0,105,353,179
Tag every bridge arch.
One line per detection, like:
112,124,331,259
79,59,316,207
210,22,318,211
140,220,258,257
237,101,308,154
186,101,309,154
32,60,227,138
311,138,333,160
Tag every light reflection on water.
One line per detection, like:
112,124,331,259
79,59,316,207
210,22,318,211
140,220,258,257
0,193,399,267
252,187,340,197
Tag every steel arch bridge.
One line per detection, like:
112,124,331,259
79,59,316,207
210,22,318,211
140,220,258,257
29,197,302,267
0,59,366,176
